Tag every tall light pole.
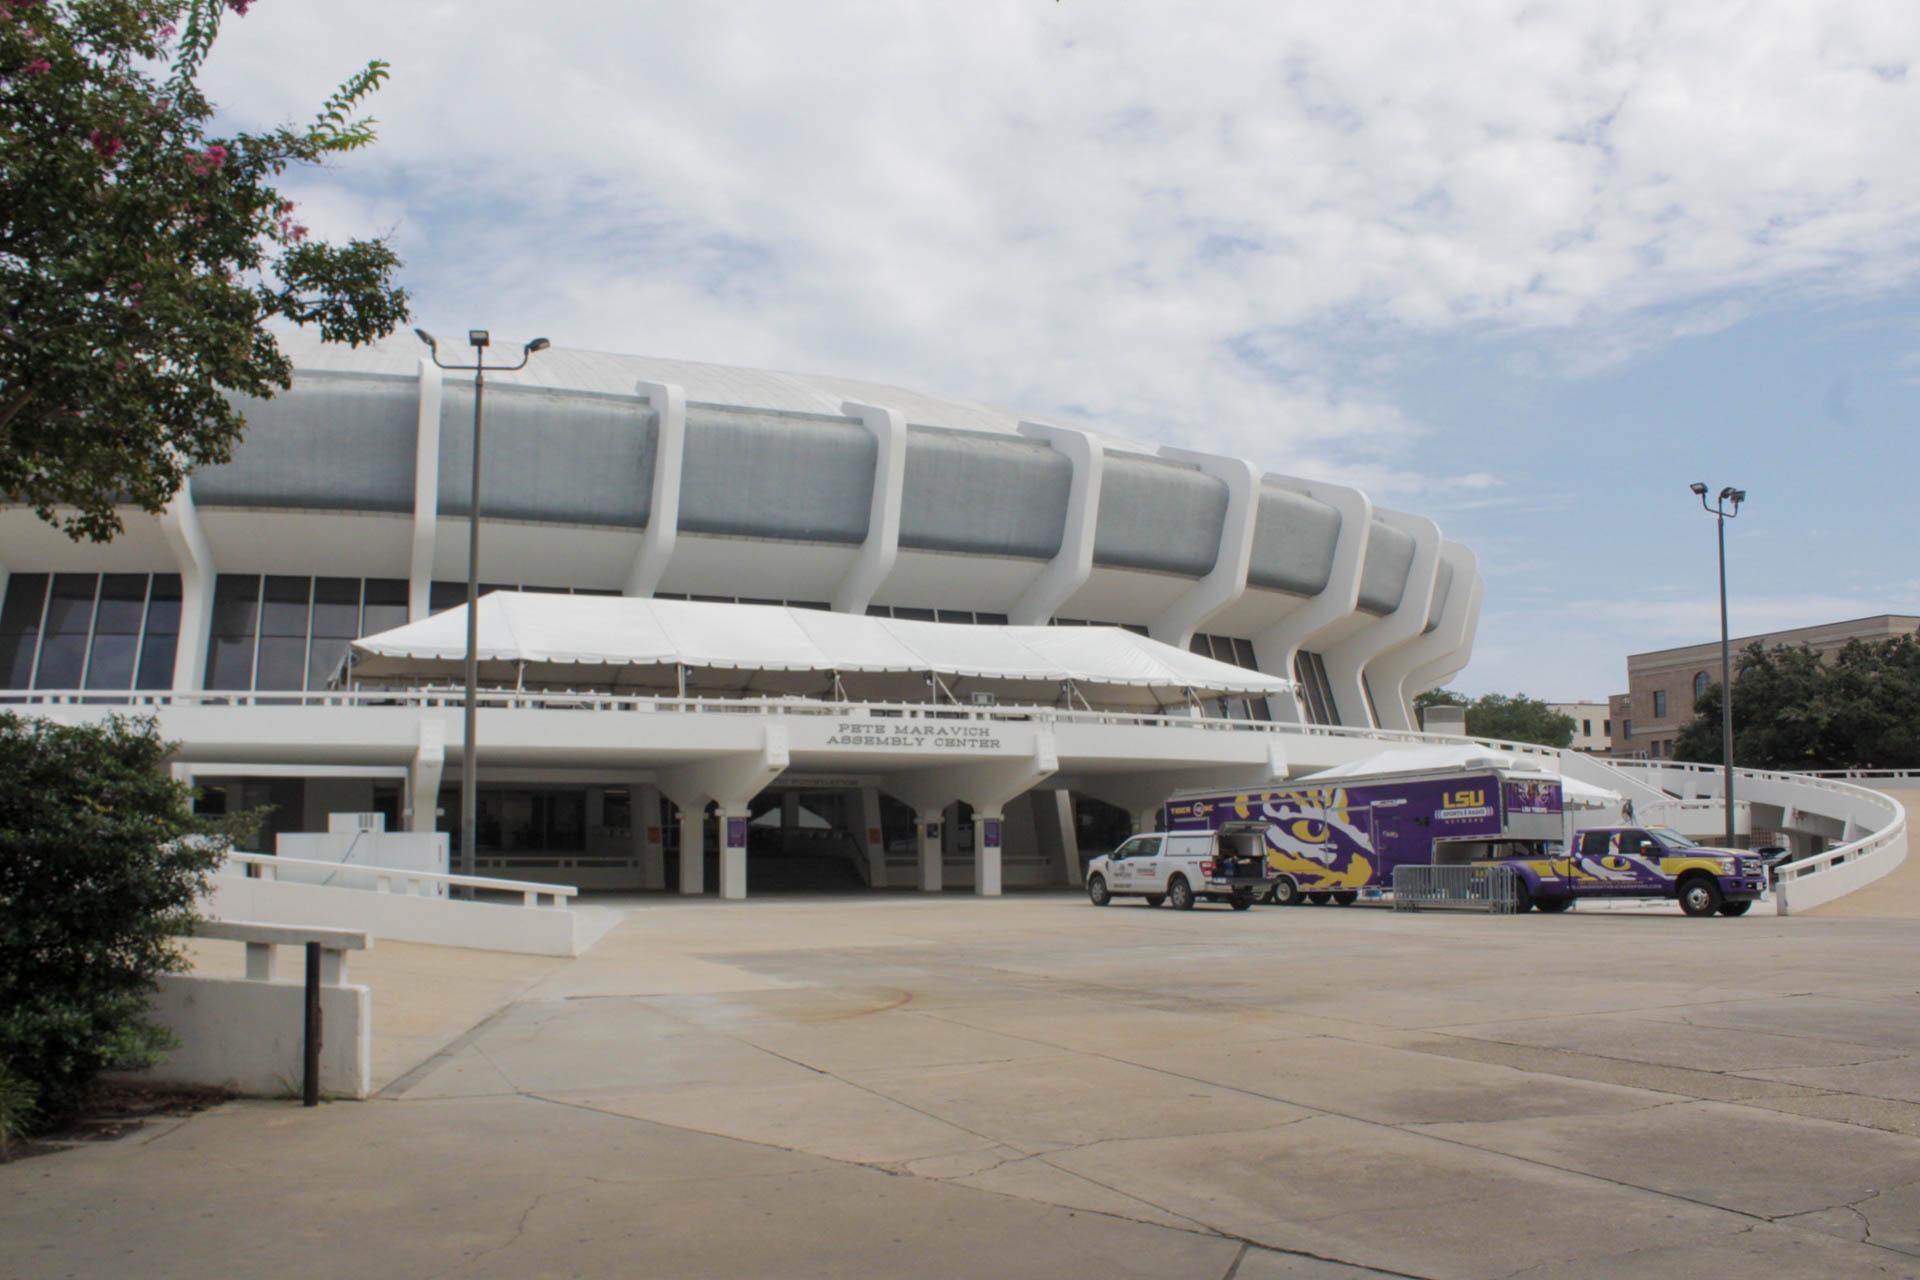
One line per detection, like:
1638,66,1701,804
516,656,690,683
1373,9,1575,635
417,329,550,889
1690,481,1745,847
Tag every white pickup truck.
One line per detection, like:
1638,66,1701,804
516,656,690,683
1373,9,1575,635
1085,827,1272,910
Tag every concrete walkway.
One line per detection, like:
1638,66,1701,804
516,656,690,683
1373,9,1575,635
7,895,1920,1278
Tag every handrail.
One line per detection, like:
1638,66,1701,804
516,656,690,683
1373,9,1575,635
220,850,576,908
9,686,1571,760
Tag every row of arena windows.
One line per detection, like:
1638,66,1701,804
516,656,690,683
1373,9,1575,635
0,574,1326,720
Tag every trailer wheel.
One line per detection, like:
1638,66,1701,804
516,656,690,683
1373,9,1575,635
1307,891,1333,906
1332,891,1358,906
1167,876,1195,910
1269,877,1303,907
1230,891,1254,911
1144,895,1165,908
1087,874,1111,907
1717,900,1752,917
1678,874,1722,917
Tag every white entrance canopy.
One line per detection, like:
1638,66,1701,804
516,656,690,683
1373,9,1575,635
1299,745,1622,808
349,593,1293,711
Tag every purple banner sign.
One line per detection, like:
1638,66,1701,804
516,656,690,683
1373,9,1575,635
982,818,1002,848
725,816,748,849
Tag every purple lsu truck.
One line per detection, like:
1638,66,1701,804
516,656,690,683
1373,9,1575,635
1165,764,1765,915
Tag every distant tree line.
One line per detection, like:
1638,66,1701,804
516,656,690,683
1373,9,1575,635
1675,634,1920,771
1412,689,1576,749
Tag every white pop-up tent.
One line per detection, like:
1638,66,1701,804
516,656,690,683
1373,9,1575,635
348,593,1293,711
1299,745,1622,809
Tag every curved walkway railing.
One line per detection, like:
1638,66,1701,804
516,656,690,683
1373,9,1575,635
1602,759,1908,915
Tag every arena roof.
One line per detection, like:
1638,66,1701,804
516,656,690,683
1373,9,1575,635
350,594,1293,709
273,328,1163,453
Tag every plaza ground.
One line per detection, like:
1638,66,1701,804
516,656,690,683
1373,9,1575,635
5,894,1920,1279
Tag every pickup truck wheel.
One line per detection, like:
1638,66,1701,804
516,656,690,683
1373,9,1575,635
1269,876,1303,907
1511,878,1534,912
1230,891,1254,911
1087,874,1111,907
1678,875,1722,917
1166,876,1195,910
1144,895,1165,908
1332,891,1358,906
1307,891,1333,905
1717,900,1752,917
1536,897,1573,913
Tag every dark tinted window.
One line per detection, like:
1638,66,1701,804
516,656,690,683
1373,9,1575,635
360,579,409,636
0,574,48,688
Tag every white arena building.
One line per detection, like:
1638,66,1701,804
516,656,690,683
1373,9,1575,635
1,332,1902,908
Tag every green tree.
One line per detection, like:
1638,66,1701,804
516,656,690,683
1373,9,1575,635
1463,692,1576,749
1678,636,1920,770
1414,687,1469,717
0,713,230,1126
1,0,408,542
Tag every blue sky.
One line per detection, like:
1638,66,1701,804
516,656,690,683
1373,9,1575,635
202,1,1920,700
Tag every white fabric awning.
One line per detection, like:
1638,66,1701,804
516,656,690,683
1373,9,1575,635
348,593,1293,709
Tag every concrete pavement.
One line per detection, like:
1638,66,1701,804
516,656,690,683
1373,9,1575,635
6,894,1920,1278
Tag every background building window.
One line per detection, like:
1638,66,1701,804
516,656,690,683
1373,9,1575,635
1693,671,1710,702
1652,689,1668,719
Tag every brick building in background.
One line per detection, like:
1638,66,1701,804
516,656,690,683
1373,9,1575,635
1610,614,1920,759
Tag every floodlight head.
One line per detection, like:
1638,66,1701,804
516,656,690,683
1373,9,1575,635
1718,485,1736,502
1730,488,1746,505
524,337,551,355
413,328,438,350
468,329,490,350
1689,481,1708,496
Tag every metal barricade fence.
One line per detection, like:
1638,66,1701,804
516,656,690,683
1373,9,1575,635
1392,863,1521,913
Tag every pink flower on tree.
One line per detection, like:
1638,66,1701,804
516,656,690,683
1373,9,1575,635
21,57,52,76
226,0,254,13
186,143,229,176
88,129,123,160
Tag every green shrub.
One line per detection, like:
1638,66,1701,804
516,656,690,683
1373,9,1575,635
0,714,225,1127
0,1062,35,1157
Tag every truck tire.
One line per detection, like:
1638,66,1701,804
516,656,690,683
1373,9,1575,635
1678,875,1722,917
1144,895,1165,908
1511,878,1534,912
1307,891,1333,905
1167,876,1195,910
1230,891,1254,911
1717,900,1752,917
1333,891,1358,906
1536,897,1573,913
1087,874,1111,907
1269,876,1303,907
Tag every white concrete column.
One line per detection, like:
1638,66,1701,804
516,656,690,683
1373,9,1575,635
917,812,943,892
716,808,749,901
1250,478,1371,723
158,482,214,691
1149,450,1260,649
1322,509,1442,729
1405,572,1485,706
408,720,446,834
1009,422,1105,624
834,401,908,615
625,381,686,597
857,785,889,888
677,803,705,896
408,356,445,621
655,727,789,900
972,806,1005,897
1042,790,1082,886
637,781,666,890
1370,543,1479,727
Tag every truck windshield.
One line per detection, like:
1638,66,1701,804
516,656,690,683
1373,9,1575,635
1645,828,1698,850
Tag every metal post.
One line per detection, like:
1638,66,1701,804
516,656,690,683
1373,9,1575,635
1717,510,1735,848
463,365,484,890
302,941,321,1107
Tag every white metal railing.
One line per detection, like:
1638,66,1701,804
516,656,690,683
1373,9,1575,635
11,685,1570,760
220,850,576,908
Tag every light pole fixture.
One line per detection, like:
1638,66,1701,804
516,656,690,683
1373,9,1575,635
1691,481,1745,848
417,328,551,891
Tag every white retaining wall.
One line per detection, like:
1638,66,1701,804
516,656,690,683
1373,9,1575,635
137,973,371,1099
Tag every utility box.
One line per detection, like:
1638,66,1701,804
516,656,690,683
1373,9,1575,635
276,815,450,896
1422,705,1467,735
